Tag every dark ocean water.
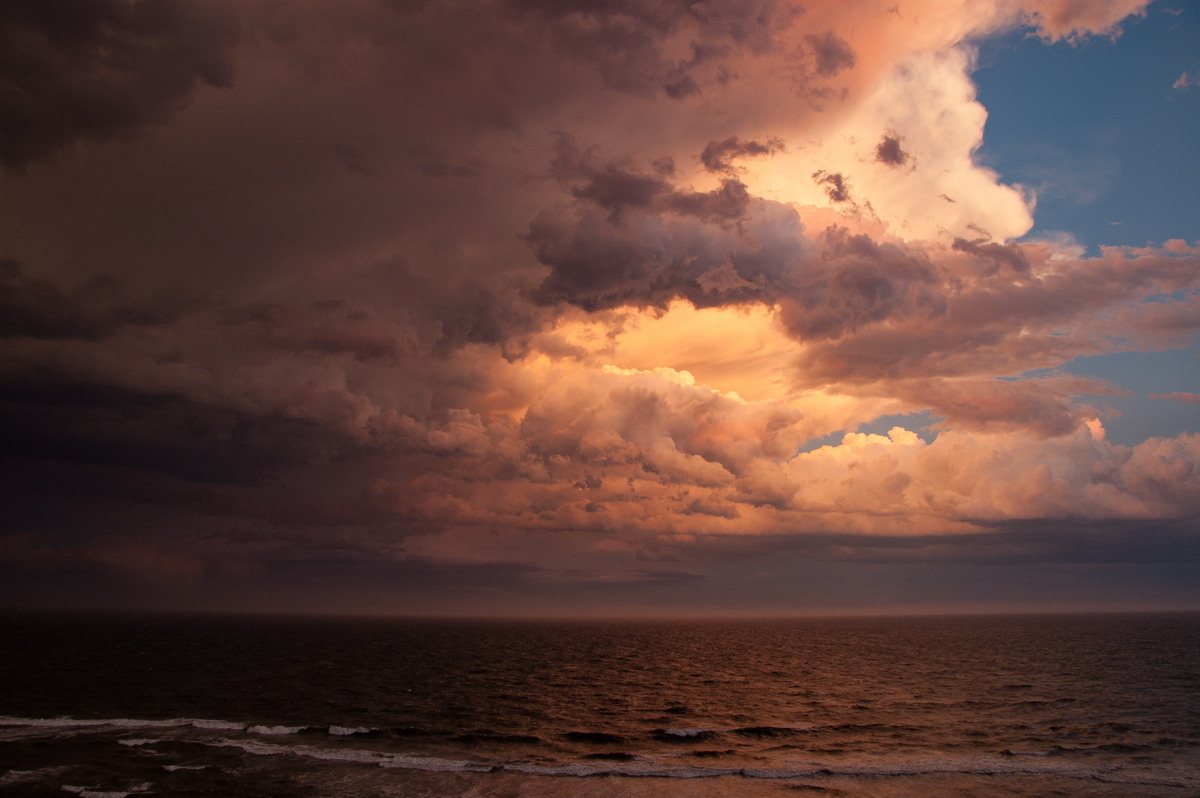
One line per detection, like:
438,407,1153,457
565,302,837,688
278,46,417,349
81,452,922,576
1,612,1198,797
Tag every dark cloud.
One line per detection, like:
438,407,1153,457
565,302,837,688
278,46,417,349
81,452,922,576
632,518,1200,570
0,259,172,340
628,568,710,584
813,170,851,202
546,137,760,229
528,145,803,310
787,244,1200,396
776,226,943,341
0,376,360,485
664,74,702,99
500,0,700,96
804,29,856,76
0,259,106,340
664,42,732,99
0,0,239,170
699,136,785,173
505,0,801,97
874,133,909,167
551,135,672,220
435,282,553,356
952,237,1030,275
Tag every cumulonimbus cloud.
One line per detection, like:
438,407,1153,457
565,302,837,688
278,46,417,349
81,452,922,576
0,0,1191,610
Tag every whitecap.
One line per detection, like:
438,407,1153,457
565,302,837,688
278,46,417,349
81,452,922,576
189,719,245,731
208,738,493,773
328,725,372,736
659,728,714,738
61,786,131,798
247,725,306,736
0,716,112,728
0,768,63,786
110,719,191,729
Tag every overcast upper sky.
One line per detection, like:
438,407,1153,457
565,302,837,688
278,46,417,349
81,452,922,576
2,0,1197,617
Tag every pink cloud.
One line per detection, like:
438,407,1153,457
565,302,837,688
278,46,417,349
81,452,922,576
1151,392,1200,404
1010,0,1149,42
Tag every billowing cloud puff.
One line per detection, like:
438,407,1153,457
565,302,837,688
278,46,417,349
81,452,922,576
359,371,1200,541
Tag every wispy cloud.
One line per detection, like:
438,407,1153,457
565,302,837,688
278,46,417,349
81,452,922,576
1173,71,1199,91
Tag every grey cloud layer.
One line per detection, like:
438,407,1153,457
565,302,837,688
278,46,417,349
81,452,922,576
0,0,238,170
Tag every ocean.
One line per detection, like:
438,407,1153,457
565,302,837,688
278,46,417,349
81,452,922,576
1,612,1197,797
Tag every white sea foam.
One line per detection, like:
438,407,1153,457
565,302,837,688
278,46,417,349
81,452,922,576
509,756,1111,780
0,716,1125,785
659,728,712,738
190,719,245,731
111,719,190,729
379,754,495,773
60,782,137,796
0,768,63,786
503,761,727,778
328,725,372,736
0,716,114,728
0,716,244,731
198,736,1115,781
248,724,306,735
0,770,33,786
208,738,494,773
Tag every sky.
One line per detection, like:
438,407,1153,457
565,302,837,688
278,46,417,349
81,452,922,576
1,0,1198,618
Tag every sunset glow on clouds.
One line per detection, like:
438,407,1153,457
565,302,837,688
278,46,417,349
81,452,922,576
1,0,1197,615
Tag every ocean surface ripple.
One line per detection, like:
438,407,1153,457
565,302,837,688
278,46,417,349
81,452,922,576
1,612,1197,797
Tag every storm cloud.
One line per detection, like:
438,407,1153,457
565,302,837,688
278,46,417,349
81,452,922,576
1,0,1194,616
